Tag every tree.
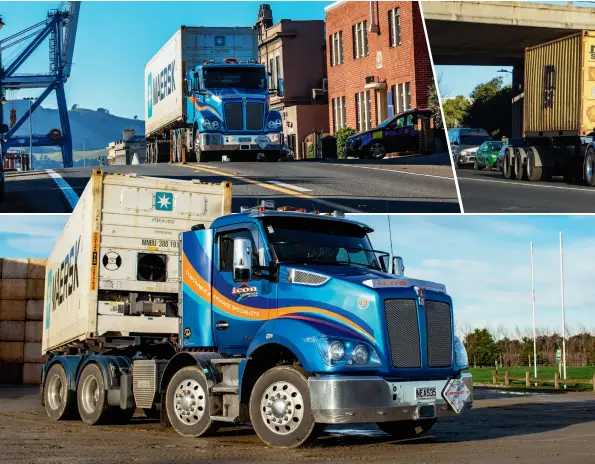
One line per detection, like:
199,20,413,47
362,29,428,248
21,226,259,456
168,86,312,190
427,79,443,129
134,115,138,120
442,96,470,129
464,328,499,367
463,77,512,139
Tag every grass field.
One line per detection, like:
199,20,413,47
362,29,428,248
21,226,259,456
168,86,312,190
468,366,595,391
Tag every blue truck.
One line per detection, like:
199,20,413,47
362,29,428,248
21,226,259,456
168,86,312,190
145,26,284,164
41,198,472,449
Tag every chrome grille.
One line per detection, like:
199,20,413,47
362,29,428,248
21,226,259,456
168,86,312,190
384,299,420,368
425,300,453,368
287,269,329,286
224,102,243,130
246,102,264,131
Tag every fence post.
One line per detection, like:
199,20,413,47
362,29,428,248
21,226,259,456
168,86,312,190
555,372,560,389
505,371,510,386
526,371,530,388
492,370,497,385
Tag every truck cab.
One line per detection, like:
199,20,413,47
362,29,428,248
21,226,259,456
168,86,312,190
186,59,284,162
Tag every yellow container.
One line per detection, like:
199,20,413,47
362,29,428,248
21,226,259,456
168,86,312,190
524,30,595,137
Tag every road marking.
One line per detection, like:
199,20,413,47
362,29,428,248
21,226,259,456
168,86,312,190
267,181,312,192
179,164,362,212
46,169,79,210
459,175,595,193
328,163,454,180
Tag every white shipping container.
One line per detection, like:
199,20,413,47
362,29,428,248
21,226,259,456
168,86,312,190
42,170,232,354
144,26,258,137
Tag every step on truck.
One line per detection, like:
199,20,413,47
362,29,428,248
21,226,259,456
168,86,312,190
41,174,472,448
504,31,595,185
144,26,284,164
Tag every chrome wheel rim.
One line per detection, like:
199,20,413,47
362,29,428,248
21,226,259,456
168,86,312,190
174,379,206,426
527,152,534,178
81,375,100,414
369,143,385,159
47,373,64,411
260,381,305,435
587,154,594,181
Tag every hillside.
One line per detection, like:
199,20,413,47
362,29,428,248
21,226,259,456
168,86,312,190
3,101,145,152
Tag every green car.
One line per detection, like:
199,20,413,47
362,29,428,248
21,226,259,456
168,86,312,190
474,141,503,171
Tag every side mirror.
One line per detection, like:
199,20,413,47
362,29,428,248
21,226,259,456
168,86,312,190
379,255,389,273
392,256,405,276
233,237,252,282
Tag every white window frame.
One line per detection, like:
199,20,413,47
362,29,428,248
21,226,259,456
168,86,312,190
330,31,344,66
355,91,372,132
394,82,411,114
389,8,401,47
333,96,347,132
353,21,368,59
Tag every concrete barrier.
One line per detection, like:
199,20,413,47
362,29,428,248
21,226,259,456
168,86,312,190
24,342,43,363
22,363,42,385
1,258,28,279
0,279,27,300
26,279,45,300
27,259,46,280
0,321,25,342
0,300,26,321
0,341,24,363
25,321,42,342
26,300,43,321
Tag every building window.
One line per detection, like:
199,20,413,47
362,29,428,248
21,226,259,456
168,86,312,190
269,57,275,89
352,21,368,59
332,96,347,132
275,55,282,79
389,8,401,47
392,82,411,114
330,31,344,66
355,91,372,132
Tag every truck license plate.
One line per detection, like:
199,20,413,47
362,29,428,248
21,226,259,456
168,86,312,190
416,387,437,399
238,137,252,142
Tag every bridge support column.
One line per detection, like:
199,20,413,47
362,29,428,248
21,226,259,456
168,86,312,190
511,62,524,139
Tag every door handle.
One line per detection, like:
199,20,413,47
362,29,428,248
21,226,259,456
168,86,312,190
215,321,229,330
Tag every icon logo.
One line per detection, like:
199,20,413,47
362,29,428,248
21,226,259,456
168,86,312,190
232,284,258,301
155,191,174,211
184,327,192,338
214,35,226,47
357,297,369,310
147,73,153,118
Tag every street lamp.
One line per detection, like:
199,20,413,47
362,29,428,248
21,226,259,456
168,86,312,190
23,97,34,170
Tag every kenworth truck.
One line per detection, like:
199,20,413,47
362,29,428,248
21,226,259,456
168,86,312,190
503,31,595,185
41,174,472,448
144,26,284,164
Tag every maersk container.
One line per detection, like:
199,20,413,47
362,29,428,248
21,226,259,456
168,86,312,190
524,31,595,137
144,26,258,137
42,169,231,354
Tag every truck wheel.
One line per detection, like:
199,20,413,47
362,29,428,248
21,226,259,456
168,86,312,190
514,150,525,181
77,363,114,425
526,148,543,182
166,366,219,438
250,366,322,448
584,147,595,187
377,418,437,439
44,364,77,420
503,150,513,179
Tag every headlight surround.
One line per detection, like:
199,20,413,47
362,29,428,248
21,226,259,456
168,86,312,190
267,119,282,130
317,337,380,367
201,119,220,130
454,335,469,370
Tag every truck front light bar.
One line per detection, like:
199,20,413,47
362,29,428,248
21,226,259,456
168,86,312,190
316,337,381,367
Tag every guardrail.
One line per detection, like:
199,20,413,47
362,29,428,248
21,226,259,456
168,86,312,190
492,371,595,391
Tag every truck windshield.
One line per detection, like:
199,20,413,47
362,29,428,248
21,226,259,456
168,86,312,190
261,216,382,270
203,67,267,90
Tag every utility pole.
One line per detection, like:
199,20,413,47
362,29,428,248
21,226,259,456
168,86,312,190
530,242,537,381
24,97,34,170
559,232,567,382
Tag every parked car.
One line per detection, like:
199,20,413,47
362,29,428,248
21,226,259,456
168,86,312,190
474,141,503,171
448,127,491,168
345,108,432,159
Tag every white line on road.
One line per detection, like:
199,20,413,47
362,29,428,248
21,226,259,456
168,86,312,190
329,163,454,180
46,169,79,210
459,175,595,193
266,181,312,192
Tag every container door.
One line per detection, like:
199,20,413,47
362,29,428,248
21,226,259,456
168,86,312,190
211,223,273,354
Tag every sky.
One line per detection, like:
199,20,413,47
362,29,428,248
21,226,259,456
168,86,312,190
2,213,594,337
435,65,513,100
1,1,331,119
352,214,595,338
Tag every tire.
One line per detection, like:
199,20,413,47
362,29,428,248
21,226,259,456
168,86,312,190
377,418,437,439
584,146,595,187
195,147,210,163
503,150,513,179
473,159,479,170
249,366,322,448
77,363,114,425
166,366,219,438
514,150,525,181
527,148,543,182
44,364,77,420
264,151,281,162
368,142,387,160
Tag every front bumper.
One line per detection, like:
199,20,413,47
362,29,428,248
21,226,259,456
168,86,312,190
308,373,472,424
457,152,476,165
198,133,282,152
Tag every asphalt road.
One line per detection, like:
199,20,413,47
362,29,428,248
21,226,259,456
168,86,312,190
457,168,595,213
0,154,460,214
1,386,594,463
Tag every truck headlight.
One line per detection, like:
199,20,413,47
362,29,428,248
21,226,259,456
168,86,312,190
210,120,220,129
267,119,282,129
201,119,220,130
317,337,380,367
454,336,469,370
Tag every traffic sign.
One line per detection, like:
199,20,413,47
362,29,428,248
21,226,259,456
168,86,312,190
556,349,561,363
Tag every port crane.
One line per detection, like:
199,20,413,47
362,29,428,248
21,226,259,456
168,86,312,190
0,1,80,168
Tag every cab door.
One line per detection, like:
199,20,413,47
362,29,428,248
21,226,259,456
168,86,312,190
212,223,275,354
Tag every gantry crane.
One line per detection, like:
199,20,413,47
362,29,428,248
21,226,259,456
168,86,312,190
0,1,80,168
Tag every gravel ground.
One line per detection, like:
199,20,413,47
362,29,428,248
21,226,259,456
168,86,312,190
1,387,594,463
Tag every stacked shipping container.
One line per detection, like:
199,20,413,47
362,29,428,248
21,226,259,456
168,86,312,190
0,258,46,384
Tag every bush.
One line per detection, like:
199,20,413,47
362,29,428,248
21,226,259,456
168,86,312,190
306,142,315,159
334,127,358,158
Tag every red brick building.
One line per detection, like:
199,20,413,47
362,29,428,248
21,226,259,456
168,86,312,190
325,1,433,133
